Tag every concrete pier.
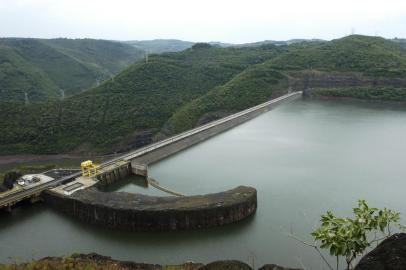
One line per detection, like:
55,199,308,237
132,164,148,177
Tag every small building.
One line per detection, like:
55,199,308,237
17,174,54,187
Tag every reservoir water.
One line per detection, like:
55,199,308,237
1,98,406,269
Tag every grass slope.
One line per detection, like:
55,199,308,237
0,38,144,101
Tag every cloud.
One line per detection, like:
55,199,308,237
0,0,405,42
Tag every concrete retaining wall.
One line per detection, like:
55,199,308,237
130,92,301,165
96,163,132,189
43,186,257,231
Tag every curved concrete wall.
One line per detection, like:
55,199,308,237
42,186,257,231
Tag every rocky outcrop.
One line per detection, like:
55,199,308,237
355,233,406,270
43,186,257,231
200,260,252,270
284,70,406,96
0,253,305,270
259,265,302,270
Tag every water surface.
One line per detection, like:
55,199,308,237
1,98,406,269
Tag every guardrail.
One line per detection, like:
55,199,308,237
108,91,302,163
0,172,82,208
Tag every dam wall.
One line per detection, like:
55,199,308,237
95,162,132,189
128,91,302,165
42,186,257,231
42,93,298,231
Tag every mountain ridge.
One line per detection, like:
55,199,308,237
1,35,406,155
0,38,144,102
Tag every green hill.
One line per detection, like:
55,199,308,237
0,43,61,101
168,62,288,134
1,35,406,155
0,44,284,154
0,38,144,102
269,35,406,77
167,35,406,132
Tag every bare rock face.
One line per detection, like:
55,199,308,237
199,260,252,270
259,264,303,270
355,233,406,270
0,253,306,270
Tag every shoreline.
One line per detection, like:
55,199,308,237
306,95,406,106
0,154,86,167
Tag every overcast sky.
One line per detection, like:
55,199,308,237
0,0,405,43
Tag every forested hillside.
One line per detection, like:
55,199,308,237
168,35,406,132
0,38,144,102
0,43,284,154
0,35,405,155
269,35,406,77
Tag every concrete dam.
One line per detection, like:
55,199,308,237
1,91,302,231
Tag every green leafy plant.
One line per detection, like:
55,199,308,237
311,200,403,270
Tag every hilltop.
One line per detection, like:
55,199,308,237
124,39,194,54
123,38,325,53
269,35,406,76
1,35,406,155
0,38,144,102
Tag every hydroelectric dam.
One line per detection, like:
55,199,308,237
0,91,302,231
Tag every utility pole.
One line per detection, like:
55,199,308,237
24,92,29,105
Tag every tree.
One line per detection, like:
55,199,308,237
310,200,403,270
2,171,22,190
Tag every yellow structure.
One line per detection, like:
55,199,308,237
81,160,98,177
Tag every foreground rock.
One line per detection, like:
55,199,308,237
199,260,252,270
355,233,406,270
259,265,302,270
0,253,302,270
